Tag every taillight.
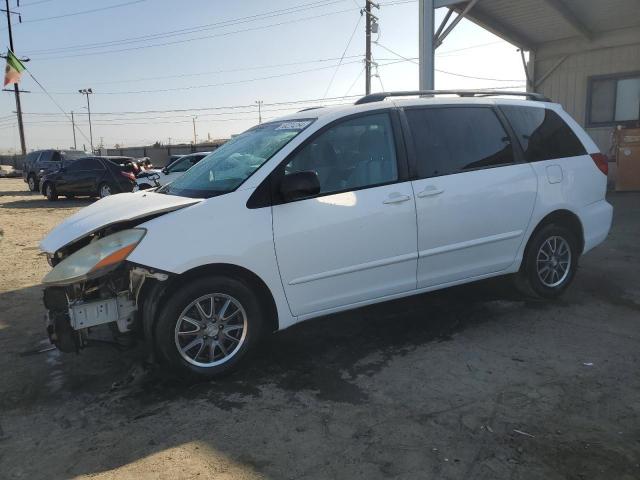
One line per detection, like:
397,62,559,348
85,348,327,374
590,153,608,176
120,171,136,182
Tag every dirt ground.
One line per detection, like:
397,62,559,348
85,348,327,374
0,177,638,480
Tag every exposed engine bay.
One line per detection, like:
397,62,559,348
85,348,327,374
43,217,169,353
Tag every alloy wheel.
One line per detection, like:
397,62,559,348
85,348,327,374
536,236,571,288
28,177,35,191
174,293,248,367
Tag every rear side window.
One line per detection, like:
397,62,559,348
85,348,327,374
404,107,514,179
500,106,586,162
71,158,104,171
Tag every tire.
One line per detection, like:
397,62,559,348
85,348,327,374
98,182,112,198
27,175,37,192
154,275,265,379
44,182,58,201
516,223,579,299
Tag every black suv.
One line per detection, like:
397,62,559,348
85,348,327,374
22,149,90,191
40,156,137,201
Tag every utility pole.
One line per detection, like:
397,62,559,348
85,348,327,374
364,1,379,95
255,100,263,124
70,110,77,150
192,117,197,144
79,88,94,152
365,0,371,95
3,0,26,155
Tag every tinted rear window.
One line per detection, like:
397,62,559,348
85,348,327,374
500,106,586,162
405,107,514,178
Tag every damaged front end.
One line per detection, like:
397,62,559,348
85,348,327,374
42,228,168,353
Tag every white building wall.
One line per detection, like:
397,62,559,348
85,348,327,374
533,26,640,154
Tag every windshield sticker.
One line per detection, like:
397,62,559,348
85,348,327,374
275,120,312,130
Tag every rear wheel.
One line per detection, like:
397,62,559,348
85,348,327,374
155,275,265,378
517,224,579,298
27,175,37,192
98,182,112,198
45,183,58,201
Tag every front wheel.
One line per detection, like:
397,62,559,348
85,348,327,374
45,183,58,201
517,224,579,298
27,175,37,192
98,182,112,198
154,275,265,378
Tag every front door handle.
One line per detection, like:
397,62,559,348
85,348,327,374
383,193,411,204
417,186,444,198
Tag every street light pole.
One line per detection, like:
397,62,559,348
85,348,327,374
192,117,197,145
79,88,94,152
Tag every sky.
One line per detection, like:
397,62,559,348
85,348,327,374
0,0,527,152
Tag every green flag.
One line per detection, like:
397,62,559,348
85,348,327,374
4,50,25,87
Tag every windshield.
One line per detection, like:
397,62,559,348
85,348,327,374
159,119,314,198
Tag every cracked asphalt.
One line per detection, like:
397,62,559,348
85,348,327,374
0,178,639,479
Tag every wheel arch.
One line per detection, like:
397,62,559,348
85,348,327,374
141,262,279,346
524,209,585,261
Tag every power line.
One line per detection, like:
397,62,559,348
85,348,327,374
19,94,364,117
23,0,148,23
89,55,364,86
29,7,360,61
24,0,348,56
374,42,523,82
323,12,363,98
36,59,366,95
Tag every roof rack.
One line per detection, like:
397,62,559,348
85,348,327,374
354,90,551,105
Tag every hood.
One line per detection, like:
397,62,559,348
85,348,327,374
40,191,202,254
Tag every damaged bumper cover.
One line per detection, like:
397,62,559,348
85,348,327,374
44,266,169,353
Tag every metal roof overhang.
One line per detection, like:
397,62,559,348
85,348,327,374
435,0,640,50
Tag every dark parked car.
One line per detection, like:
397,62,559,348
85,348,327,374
22,149,90,191
39,156,137,201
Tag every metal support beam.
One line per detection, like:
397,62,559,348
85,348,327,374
434,0,466,7
519,49,532,91
433,8,454,42
534,54,569,89
419,0,435,90
453,4,535,50
435,0,480,48
542,0,592,40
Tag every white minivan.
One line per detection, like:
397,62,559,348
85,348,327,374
40,91,613,378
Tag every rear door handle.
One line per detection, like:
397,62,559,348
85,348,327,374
417,186,444,198
383,193,411,204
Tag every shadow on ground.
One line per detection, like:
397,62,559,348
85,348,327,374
1,197,94,209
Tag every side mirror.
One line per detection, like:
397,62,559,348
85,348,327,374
162,167,169,175
280,170,320,202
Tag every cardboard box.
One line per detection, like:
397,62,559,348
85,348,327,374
616,144,640,191
615,127,640,146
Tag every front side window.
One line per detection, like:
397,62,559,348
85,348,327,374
284,112,398,195
501,106,586,162
38,151,53,163
405,107,514,179
161,119,314,198
588,73,640,126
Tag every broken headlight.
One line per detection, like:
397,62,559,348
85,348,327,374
42,229,146,286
